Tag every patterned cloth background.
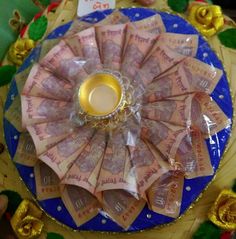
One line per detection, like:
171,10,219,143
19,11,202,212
0,0,41,62
0,0,53,62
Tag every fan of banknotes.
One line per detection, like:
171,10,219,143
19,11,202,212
12,9,232,230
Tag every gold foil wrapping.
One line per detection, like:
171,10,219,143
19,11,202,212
10,199,44,239
208,189,236,230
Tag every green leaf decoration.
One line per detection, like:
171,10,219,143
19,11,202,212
232,179,236,193
218,28,236,49
193,221,221,239
168,0,190,13
47,232,64,239
39,0,50,6
0,190,22,215
29,15,48,41
0,65,17,87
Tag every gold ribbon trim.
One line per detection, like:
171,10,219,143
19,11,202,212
10,199,44,239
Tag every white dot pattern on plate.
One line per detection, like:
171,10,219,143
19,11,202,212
146,214,152,219
57,206,62,211
101,219,107,224
186,186,191,191
30,173,34,178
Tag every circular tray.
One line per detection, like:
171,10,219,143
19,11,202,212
3,8,233,232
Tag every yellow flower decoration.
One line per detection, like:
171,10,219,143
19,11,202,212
10,199,44,239
187,3,224,37
208,189,236,230
8,38,35,66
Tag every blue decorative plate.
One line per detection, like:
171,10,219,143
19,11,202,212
3,8,233,232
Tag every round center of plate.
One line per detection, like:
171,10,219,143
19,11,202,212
79,72,123,117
